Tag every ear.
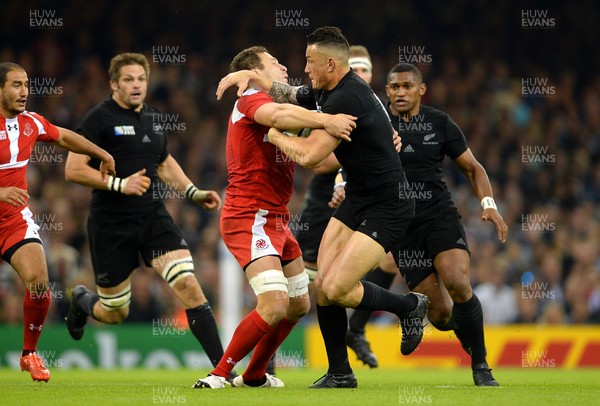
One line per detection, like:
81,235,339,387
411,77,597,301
419,83,427,96
109,80,118,91
327,58,336,73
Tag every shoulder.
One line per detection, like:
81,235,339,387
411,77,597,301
421,105,447,120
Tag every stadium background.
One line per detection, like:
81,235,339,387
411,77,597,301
1,0,599,371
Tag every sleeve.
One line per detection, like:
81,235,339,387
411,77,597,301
76,109,102,146
158,134,169,163
444,115,468,159
296,86,317,109
237,92,273,120
30,113,60,142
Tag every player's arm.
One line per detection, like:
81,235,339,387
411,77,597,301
55,127,115,180
267,127,340,168
453,148,508,242
157,154,222,210
253,102,355,141
313,152,341,174
217,70,302,104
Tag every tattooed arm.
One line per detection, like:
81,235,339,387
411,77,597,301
216,70,303,105
268,81,301,104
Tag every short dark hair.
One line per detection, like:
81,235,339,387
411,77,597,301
306,26,349,54
0,62,25,88
229,46,269,73
388,63,423,83
109,53,150,82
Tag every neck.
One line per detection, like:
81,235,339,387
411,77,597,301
325,67,350,91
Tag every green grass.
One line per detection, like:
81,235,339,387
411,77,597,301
2,368,599,405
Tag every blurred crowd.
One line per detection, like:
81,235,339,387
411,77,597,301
0,1,599,327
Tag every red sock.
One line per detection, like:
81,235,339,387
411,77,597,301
23,289,50,352
243,318,297,382
212,309,272,378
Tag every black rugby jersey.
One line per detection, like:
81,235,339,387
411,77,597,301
297,70,406,201
387,104,468,221
77,97,169,220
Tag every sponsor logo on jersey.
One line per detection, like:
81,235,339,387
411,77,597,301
114,125,136,136
0,131,6,140
142,135,152,143
6,123,18,131
403,144,415,153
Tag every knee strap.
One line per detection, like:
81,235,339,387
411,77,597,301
99,284,131,311
161,256,195,287
288,272,310,297
248,269,288,296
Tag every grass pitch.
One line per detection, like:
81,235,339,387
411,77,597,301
2,367,599,405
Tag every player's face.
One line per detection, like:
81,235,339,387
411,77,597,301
0,69,28,118
304,44,330,90
110,64,148,111
257,52,288,83
386,71,426,117
352,66,372,85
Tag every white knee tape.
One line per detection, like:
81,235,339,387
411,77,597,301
288,272,310,297
304,267,317,281
99,284,131,311
162,256,195,287
248,269,288,296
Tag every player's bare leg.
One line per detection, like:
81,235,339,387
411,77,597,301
194,255,293,389
346,252,397,368
12,243,51,382
434,249,498,386
233,257,310,388
311,219,428,388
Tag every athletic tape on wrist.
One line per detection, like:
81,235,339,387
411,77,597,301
333,181,346,190
107,176,128,193
481,196,497,210
185,183,201,200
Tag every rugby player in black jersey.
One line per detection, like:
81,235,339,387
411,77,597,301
217,27,430,388
63,53,232,376
337,63,507,386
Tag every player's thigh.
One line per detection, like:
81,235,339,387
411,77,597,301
88,213,140,288
315,217,354,283
10,241,48,288
322,230,386,294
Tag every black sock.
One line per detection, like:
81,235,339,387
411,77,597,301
354,281,417,318
349,268,396,333
186,303,225,368
453,294,487,368
317,304,352,375
77,290,100,320
430,313,457,331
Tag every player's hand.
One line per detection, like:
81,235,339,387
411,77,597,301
192,190,222,211
122,169,151,196
393,130,402,153
216,70,254,100
0,186,29,207
328,184,346,208
324,114,357,142
267,127,282,143
482,208,508,243
98,155,116,181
